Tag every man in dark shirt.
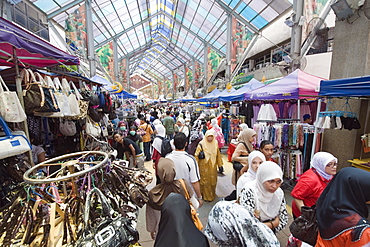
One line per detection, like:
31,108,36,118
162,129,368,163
113,132,144,169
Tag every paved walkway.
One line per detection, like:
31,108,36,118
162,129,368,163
136,150,294,247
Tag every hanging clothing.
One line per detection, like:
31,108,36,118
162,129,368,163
257,104,277,121
195,130,223,202
211,118,225,148
204,200,279,247
154,193,210,247
316,167,370,247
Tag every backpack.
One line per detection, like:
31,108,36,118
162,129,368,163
157,136,172,157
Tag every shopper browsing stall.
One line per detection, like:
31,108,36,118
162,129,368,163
113,132,144,169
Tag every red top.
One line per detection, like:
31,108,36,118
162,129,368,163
291,168,330,217
151,148,161,175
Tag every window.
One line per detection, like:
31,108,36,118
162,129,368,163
12,1,49,41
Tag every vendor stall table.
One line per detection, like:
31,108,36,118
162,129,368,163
347,158,370,173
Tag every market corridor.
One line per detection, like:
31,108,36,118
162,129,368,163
136,148,294,247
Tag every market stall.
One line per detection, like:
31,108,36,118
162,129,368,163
219,78,263,102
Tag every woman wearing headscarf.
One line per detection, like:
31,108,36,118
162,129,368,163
236,150,266,198
152,124,166,184
316,167,370,246
174,117,189,137
239,161,288,233
291,151,337,218
224,128,257,201
117,120,128,137
210,118,225,148
188,114,205,155
146,158,193,240
204,200,279,247
195,130,223,202
154,193,210,247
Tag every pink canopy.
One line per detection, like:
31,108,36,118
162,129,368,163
244,69,323,100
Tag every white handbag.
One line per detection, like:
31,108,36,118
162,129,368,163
59,119,77,136
68,81,80,116
85,116,101,137
52,77,73,116
0,116,31,159
0,75,27,122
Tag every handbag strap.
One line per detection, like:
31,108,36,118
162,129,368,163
53,77,62,91
0,116,13,137
0,75,10,93
199,143,203,151
70,81,83,100
178,179,190,201
20,69,29,85
83,187,113,229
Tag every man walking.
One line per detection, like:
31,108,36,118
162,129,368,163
162,110,175,140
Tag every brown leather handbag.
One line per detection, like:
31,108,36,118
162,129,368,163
179,179,203,230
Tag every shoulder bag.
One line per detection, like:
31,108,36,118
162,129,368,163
289,205,318,246
74,187,139,247
0,75,27,122
198,143,205,159
179,179,203,230
0,116,31,159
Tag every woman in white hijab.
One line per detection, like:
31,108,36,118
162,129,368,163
152,124,166,184
291,151,337,218
239,161,288,233
210,118,225,148
236,150,266,198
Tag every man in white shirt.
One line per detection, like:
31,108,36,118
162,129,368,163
166,132,203,208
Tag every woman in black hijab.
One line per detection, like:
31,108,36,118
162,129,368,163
154,193,210,247
316,167,370,246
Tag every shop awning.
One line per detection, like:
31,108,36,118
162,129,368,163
220,78,263,102
319,75,370,97
0,17,79,67
244,69,322,101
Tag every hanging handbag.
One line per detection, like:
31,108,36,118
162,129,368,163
23,69,46,114
81,81,100,106
0,75,27,122
179,179,203,230
33,71,60,113
289,205,318,246
85,116,101,137
74,187,139,247
65,81,88,120
59,119,77,136
0,116,31,159
198,143,205,159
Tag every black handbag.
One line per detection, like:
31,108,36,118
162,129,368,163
289,205,318,246
74,187,139,247
198,143,205,159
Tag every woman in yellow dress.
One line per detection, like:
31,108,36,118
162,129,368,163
195,130,223,202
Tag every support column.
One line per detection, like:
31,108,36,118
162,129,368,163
290,0,304,62
184,64,187,96
113,39,119,82
85,0,96,77
172,73,175,100
192,58,196,97
126,57,130,92
203,43,208,93
225,14,232,84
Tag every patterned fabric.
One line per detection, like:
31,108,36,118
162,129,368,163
204,201,279,247
239,186,288,232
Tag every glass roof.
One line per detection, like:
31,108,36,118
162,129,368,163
33,0,292,83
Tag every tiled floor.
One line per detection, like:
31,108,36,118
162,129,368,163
137,148,294,247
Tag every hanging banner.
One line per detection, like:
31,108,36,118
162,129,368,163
173,73,178,93
186,67,193,93
164,79,171,96
194,61,200,89
65,4,87,60
120,59,128,91
231,17,254,73
302,0,329,42
96,42,114,81
207,48,222,83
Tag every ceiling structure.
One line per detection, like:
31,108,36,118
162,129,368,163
33,0,292,86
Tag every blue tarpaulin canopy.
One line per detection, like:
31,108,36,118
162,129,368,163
319,75,370,97
219,78,263,102
197,88,222,102
115,90,137,99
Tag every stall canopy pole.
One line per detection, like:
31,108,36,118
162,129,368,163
13,46,33,164
311,98,322,162
360,100,370,159
297,99,301,122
